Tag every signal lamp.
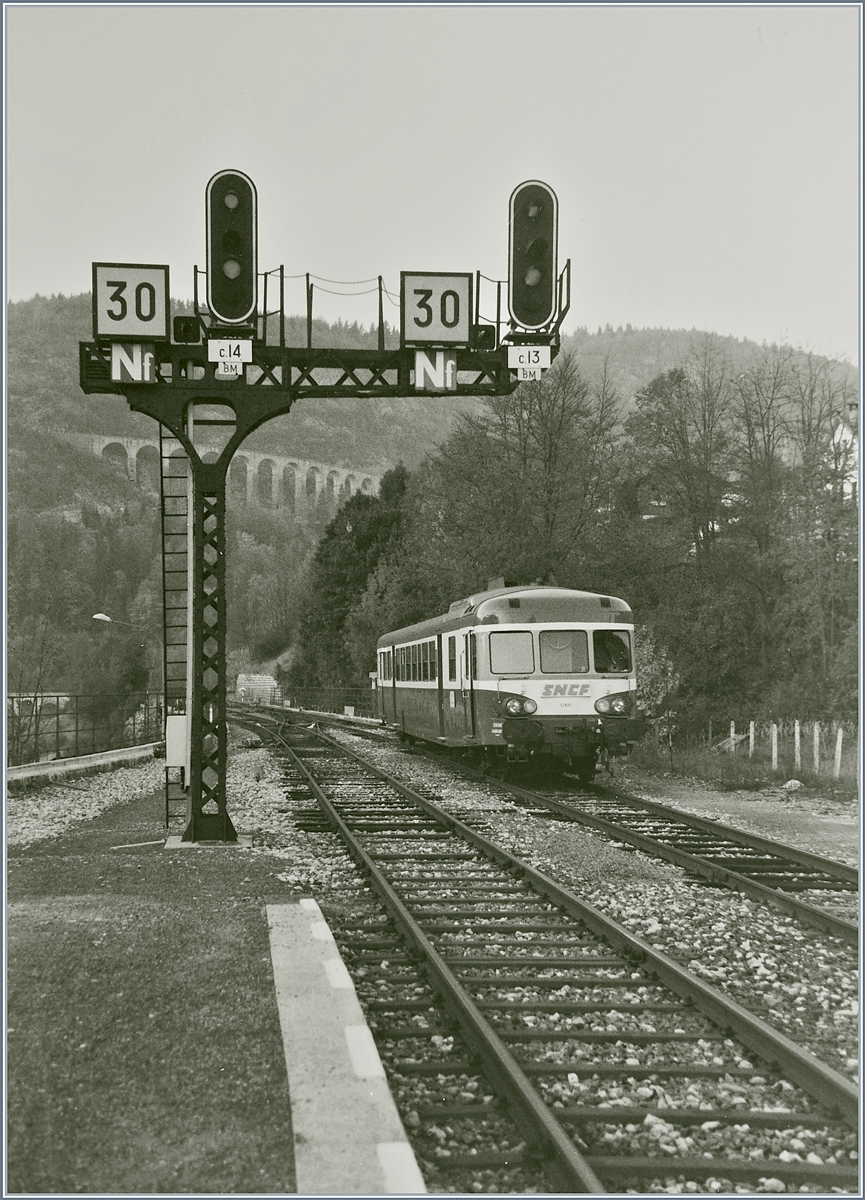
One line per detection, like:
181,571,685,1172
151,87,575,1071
508,180,558,330
206,170,258,325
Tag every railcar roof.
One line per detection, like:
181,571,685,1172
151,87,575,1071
377,585,633,647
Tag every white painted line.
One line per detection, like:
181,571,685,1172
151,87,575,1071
377,1142,428,1194
345,1023,386,1078
324,957,355,990
109,840,165,850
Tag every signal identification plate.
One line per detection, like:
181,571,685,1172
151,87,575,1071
208,339,253,362
507,345,551,369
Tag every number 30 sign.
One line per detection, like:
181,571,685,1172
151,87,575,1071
92,263,170,341
400,272,472,347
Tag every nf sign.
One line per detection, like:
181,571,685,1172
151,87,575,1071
93,263,169,341
110,342,156,383
401,272,472,347
414,349,457,391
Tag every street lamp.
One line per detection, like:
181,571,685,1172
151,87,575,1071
92,613,142,628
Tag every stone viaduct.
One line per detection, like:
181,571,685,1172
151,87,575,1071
71,434,382,513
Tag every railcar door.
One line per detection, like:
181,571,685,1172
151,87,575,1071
462,632,476,737
436,633,445,738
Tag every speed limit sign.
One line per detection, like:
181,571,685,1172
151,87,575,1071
401,272,473,347
92,263,170,341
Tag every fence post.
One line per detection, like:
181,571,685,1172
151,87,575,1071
794,719,801,771
834,726,843,780
749,720,755,758
771,723,778,771
729,720,736,753
813,722,821,774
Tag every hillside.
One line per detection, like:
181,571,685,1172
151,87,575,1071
7,293,856,514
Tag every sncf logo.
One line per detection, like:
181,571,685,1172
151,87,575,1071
542,684,591,697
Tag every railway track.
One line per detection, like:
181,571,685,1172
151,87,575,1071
249,715,858,1194
249,704,857,945
478,772,858,947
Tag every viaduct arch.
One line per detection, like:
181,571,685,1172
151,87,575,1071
73,434,382,513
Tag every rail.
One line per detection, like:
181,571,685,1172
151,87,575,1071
236,686,377,720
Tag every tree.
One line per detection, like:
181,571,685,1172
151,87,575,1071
625,339,734,563
287,466,409,688
407,350,623,588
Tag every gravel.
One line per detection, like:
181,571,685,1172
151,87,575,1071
323,730,859,1083
9,729,858,1195
11,738,856,1085
7,761,166,847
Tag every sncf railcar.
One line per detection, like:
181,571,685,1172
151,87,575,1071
376,583,644,781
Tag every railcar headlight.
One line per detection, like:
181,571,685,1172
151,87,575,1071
503,696,537,715
595,693,629,715
522,697,537,714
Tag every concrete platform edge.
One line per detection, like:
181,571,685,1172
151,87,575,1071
267,898,426,1195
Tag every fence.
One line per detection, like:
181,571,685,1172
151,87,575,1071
654,717,858,781
6,692,164,768
243,686,378,720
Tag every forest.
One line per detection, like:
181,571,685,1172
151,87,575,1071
6,293,858,739
286,340,858,732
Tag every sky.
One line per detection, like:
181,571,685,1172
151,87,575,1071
4,3,861,366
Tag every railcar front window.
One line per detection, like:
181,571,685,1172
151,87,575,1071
539,630,589,673
489,631,534,675
593,629,631,672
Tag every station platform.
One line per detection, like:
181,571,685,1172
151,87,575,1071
6,782,425,1194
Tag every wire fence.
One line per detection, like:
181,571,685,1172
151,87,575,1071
6,692,164,767
652,716,859,780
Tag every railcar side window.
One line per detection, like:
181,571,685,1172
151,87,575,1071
540,630,589,673
448,636,457,682
421,641,429,681
489,631,534,674
593,629,631,672
430,640,438,681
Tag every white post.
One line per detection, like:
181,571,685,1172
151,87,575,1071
834,727,843,779
749,720,755,758
729,720,736,753
794,720,801,771
771,723,778,771
813,722,821,774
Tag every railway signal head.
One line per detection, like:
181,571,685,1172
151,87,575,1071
206,169,258,325
508,180,558,330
